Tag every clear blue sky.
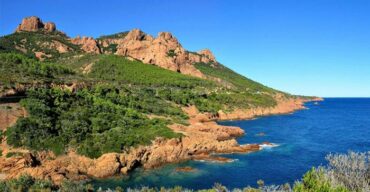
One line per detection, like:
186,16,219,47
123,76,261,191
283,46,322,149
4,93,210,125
1,0,370,97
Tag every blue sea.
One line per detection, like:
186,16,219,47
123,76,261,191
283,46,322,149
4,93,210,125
93,98,370,189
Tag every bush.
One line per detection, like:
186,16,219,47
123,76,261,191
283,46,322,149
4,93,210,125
293,168,348,192
324,151,370,191
7,86,182,158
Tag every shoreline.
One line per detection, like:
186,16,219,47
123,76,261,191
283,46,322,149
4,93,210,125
0,96,322,184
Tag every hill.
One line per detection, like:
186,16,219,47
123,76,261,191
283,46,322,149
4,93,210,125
0,16,319,183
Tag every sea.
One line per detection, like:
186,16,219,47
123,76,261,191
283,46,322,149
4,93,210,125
93,98,370,190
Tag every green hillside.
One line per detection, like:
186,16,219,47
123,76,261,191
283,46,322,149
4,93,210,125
0,31,80,60
0,30,290,158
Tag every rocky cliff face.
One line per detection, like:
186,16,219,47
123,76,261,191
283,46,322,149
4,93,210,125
15,16,56,33
114,29,205,78
70,36,101,54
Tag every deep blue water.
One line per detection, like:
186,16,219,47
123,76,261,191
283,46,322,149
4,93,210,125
94,98,370,189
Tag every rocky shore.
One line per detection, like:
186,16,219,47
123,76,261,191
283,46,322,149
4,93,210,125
0,96,322,184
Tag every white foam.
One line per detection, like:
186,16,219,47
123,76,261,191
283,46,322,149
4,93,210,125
259,143,279,149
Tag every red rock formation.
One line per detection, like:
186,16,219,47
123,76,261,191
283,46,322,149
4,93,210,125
198,49,216,62
71,36,101,54
115,29,204,78
44,22,56,32
15,16,44,32
15,16,56,33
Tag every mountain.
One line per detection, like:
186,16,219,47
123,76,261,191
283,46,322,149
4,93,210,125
0,16,319,183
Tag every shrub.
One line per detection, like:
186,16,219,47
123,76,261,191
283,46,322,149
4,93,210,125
293,167,349,192
324,151,370,191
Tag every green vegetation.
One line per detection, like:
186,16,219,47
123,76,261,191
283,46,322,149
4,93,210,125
167,49,177,57
0,175,80,192
293,168,349,192
89,55,212,87
6,86,182,158
1,52,286,157
0,28,291,158
194,62,274,92
0,151,368,191
0,31,80,60
97,31,129,41
5,152,23,158
101,43,118,53
0,53,75,87
89,56,277,112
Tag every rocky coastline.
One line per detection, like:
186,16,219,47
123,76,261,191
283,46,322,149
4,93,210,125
0,95,322,184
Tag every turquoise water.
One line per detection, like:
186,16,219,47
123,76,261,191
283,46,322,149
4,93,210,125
93,98,370,189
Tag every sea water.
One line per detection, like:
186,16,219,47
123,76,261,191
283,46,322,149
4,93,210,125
93,98,370,189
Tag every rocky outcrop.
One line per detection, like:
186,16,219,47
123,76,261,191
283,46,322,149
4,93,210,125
34,52,52,61
115,29,204,78
15,16,56,33
87,153,121,178
71,36,101,54
198,49,216,62
38,40,72,53
44,22,56,32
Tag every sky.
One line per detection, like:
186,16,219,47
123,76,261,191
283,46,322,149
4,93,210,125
1,0,370,97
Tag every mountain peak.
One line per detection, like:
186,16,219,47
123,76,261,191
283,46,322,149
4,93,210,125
15,16,56,33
